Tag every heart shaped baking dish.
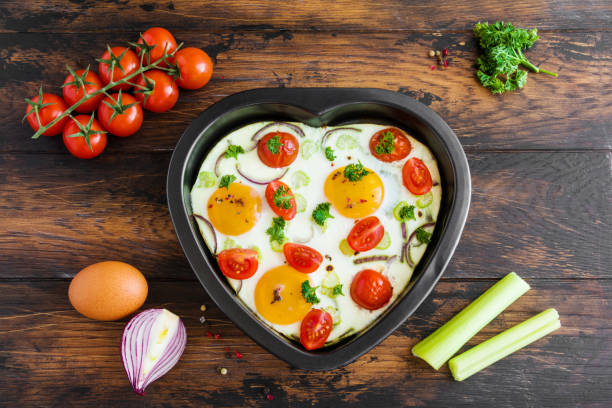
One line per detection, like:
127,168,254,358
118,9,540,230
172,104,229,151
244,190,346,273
167,88,470,370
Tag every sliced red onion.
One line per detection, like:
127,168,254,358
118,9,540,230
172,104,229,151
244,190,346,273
401,221,407,241
121,309,187,396
252,122,305,142
353,255,390,265
385,255,398,270
213,151,226,177
321,127,362,148
193,214,217,254
235,163,289,185
404,243,415,268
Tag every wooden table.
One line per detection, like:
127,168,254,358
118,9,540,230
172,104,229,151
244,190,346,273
1,1,610,406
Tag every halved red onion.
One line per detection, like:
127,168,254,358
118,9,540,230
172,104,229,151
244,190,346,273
193,214,217,254
235,163,289,185
121,309,187,396
320,127,362,148
252,122,305,142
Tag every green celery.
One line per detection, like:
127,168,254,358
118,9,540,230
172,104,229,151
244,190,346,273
412,272,530,370
449,308,561,381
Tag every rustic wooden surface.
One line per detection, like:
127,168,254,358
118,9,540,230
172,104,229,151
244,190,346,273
0,1,611,407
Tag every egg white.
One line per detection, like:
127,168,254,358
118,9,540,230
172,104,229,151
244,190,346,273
190,122,442,344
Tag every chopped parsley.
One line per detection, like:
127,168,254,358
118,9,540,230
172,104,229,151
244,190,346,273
416,227,432,244
375,131,395,155
344,161,369,182
224,144,245,159
301,280,320,304
266,216,286,244
399,205,416,221
325,146,336,161
219,174,236,189
332,284,344,297
312,202,334,226
266,134,283,154
273,185,293,210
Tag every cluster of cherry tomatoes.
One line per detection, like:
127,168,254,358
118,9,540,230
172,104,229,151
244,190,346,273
25,27,213,159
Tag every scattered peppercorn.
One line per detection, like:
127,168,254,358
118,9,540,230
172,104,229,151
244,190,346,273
214,333,221,340
266,394,274,401
435,50,441,57
444,59,449,67
200,305,207,312
430,65,436,70
218,367,228,375
235,351,243,359
442,48,449,57
207,331,213,338
199,316,206,324
428,50,435,57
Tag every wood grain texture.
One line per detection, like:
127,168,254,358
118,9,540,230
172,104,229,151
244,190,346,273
1,30,611,152
0,0,611,33
0,151,609,280
0,279,610,407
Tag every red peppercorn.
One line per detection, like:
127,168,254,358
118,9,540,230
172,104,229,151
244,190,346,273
266,394,274,400
214,333,221,339
235,351,243,359
430,65,436,70
443,59,449,67
207,331,213,338
442,48,449,57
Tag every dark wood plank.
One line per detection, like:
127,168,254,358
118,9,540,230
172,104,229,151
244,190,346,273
1,151,609,280
1,31,611,152
1,0,611,33
0,279,609,407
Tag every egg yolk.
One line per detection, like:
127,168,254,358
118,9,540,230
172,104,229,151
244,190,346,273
255,265,312,325
324,166,384,218
207,182,261,236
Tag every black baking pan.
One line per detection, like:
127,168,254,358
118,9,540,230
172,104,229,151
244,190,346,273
167,88,471,370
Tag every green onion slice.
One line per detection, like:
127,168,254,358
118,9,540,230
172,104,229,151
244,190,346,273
416,191,433,208
375,231,391,250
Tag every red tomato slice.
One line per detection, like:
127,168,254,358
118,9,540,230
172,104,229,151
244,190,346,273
402,158,433,195
217,248,258,280
257,131,299,168
300,309,333,350
265,181,297,221
283,243,323,274
369,127,412,162
350,269,393,310
347,216,384,252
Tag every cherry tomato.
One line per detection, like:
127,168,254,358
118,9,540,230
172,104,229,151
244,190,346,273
170,47,213,90
62,115,107,159
217,248,258,280
300,309,333,350
350,269,393,310
265,180,297,221
283,243,323,274
137,27,177,67
369,127,412,162
347,216,384,252
25,92,68,136
134,69,179,113
62,69,105,113
402,158,433,195
257,131,299,168
97,93,143,137
98,47,139,91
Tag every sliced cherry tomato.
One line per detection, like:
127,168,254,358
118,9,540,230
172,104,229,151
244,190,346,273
283,243,323,274
98,46,140,91
347,216,384,252
97,92,143,137
62,115,107,159
300,309,333,350
369,127,412,162
265,180,297,220
170,47,213,90
217,248,258,280
350,269,393,310
134,69,179,113
62,69,104,113
402,158,433,195
25,92,68,136
137,27,177,67
257,131,299,168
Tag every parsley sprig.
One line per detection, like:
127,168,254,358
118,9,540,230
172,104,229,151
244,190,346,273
312,202,334,226
301,280,320,304
399,205,416,221
219,174,236,189
266,216,286,244
344,161,369,182
474,21,557,94
332,284,344,297
266,134,283,154
415,227,432,244
225,144,245,159
375,131,395,155
325,146,336,161
273,186,293,210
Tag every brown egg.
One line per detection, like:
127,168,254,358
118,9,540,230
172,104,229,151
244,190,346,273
68,261,148,321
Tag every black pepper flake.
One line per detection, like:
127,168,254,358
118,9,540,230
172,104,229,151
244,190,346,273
326,265,333,271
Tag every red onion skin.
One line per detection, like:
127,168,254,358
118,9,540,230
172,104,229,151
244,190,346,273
401,222,407,241
235,163,289,185
252,122,305,142
353,255,390,265
121,309,187,396
193,214,218,254
213,151,225,177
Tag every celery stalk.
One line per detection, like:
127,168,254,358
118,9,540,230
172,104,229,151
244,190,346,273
449,308,561,381
412,272,530,370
